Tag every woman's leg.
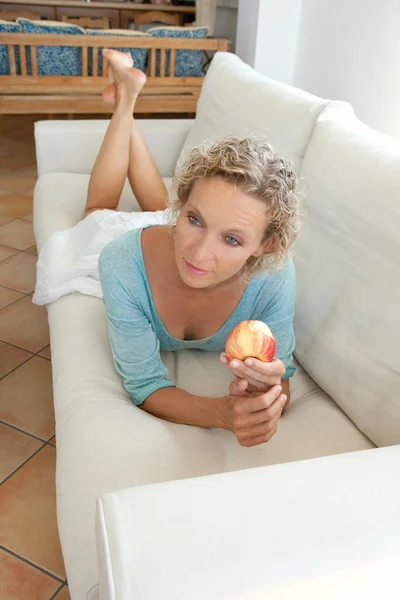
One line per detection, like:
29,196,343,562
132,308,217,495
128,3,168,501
128,118,168,212
84,50,167,217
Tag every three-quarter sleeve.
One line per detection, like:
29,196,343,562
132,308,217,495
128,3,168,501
99,240,175,406
257,261,296,380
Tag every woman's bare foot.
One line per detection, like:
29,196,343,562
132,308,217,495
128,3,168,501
101,49,147,107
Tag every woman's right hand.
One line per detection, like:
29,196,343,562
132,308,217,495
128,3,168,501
226,380,286,448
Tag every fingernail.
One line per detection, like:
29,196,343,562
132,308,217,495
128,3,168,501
220,354,228,364
277,385,282,393
282,394,287,402
231,360,239,368
244,358,253,366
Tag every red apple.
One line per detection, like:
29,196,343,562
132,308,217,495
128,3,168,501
225,320,276,363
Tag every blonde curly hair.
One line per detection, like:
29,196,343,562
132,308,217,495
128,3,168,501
168,136,302,282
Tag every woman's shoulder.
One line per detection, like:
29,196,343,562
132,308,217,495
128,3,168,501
251,256,295,291
246,257,295,311
98,227,145,288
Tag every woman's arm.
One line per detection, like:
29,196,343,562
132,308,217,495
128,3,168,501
142,384,287,448
141,387,230,429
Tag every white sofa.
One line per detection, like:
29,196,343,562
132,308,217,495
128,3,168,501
33,53,400,600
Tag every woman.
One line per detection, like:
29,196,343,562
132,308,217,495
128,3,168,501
89,50,301,448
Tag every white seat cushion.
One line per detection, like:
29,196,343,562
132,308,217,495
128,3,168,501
294,108,400,447
34,172,375,599
50,294,374,600
178,52,344,172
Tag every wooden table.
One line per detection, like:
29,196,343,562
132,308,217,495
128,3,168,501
0,0,196,29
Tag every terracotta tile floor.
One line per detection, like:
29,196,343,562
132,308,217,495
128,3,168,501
0,116,70,600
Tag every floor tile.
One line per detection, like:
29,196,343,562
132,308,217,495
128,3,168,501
0,356,54,439
0,423,43,482
0,297,49,352
0,445,66,579
38,345,51,360
0,214,15,227
54,585,71,600
0,253,37,293
0,194,33,218
0,341,33,379
0,548,61,600
0,218,35,250
26,244,38,256
0,172,37,193
17,165,38,177
0,244,19,261
0,153,36,171
0,286,24,310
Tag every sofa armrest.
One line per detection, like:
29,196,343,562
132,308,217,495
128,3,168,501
96,445,400,600
34,119,194,178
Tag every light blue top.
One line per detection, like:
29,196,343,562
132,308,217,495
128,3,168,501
99,226,296,406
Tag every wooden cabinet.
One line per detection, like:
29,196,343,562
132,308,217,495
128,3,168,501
0,1,195,30
0,2,56,19
56,6,119,29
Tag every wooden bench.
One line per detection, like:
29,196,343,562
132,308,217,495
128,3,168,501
0,33,228,115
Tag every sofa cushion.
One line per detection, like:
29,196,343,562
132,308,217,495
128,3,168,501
85,29,150,75
33,170,374,599
0,20,21,75
147,26,208,77
178,52,342,173
294,107,400,447
18,18,84,75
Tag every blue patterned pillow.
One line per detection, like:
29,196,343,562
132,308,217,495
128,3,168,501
17,19,84,76
85,30,150,76
0,20,21,75
148,26,209,77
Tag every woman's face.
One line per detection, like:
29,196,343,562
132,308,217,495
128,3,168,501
174,176,270,289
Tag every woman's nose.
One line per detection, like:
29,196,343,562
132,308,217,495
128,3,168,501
192,237,215,264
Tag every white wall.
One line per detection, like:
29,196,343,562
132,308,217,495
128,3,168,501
236,0,302,84
235,0,400,136
236,0,261,67
254,0,302,83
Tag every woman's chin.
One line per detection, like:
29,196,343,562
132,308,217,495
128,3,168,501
177,263,212,288
180,271,210,288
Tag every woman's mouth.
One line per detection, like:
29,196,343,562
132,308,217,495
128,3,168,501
184,260,209,276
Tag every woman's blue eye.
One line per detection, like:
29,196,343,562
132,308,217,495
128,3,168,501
226,236,239,246
189,215,200,226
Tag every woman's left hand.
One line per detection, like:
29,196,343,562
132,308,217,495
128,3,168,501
220,353,286,394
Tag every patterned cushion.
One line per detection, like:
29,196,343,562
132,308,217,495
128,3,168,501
0,20,21,75
85,29,150,76
17,19,84,76
147,26,209,77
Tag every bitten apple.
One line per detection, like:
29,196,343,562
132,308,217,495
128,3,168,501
225,320,276,362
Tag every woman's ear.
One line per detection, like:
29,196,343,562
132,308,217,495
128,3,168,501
253,235,276,258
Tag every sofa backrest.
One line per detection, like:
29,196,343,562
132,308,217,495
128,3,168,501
178,52,338,173
293,106,400,447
